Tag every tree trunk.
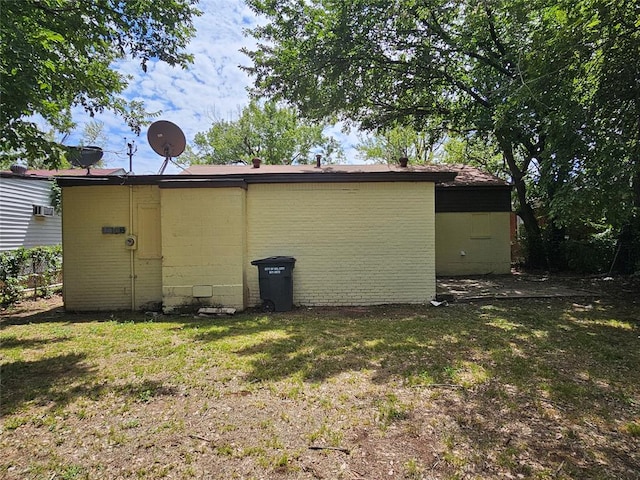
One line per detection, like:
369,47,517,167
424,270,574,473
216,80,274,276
546,224,568,271
497,134,547,268
515,183,547,269
612,163,640,273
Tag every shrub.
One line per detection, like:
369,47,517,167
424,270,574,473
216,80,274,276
564,231,617,273
0,245,62,305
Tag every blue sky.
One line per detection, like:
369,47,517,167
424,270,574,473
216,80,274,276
64,0,360,174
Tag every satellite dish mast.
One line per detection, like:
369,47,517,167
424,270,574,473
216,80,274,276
67,146,104,175
147,120,186,174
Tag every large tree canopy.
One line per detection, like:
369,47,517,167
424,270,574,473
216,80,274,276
244,0,640,270
184,100,344,165
1,0,200,167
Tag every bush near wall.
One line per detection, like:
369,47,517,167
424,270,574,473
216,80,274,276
0,245,62,306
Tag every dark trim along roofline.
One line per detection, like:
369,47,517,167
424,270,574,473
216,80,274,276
435,185,512,212
55,171,458,187
0,172,54,181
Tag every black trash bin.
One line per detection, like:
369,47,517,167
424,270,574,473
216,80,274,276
251,256,296,312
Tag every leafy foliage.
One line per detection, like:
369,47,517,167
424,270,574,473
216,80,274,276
0,248,29,305
0,245,62,305
242,0,565,266
0,0,200,167
443,135,506,178
244,0,640,271
356,123,445,165
184,100,344,165
50,180,62,214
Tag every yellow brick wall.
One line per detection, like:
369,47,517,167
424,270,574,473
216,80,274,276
62,185,163,310
63,181,443,311
435,212,511,275
160,187,246,311
246,182,435,306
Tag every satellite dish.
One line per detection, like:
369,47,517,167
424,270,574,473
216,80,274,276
147,120,186,174
67,146,104,174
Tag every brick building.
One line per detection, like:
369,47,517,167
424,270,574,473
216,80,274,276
57,164,511,311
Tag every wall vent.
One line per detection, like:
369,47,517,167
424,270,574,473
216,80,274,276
33,205,55,217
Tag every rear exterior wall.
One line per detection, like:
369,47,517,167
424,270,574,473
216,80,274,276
160,187,246,311
246,182,436,306
62,185,162,311
63,181,437,310
435,212,511,275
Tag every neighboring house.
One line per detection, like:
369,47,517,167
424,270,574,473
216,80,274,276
57,163,512,312
0,167,126,252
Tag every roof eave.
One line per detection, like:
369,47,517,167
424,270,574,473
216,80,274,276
56,171,458,187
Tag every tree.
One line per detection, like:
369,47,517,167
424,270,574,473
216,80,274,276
243,0,640,269
512,0,640,271
78,120,108,149
571,0,640,272
443,135,506,177
356,123,445,164
243,0,574,266
1,0,200,167
184,100,344,165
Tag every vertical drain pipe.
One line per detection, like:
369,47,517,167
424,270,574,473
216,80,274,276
129,185,136,311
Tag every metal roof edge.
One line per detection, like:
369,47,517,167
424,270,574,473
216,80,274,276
436,183,513,190
0,172,53,181
56,171,458,187
158,178,248,189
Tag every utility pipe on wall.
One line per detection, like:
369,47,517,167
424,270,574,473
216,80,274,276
129,186,136,311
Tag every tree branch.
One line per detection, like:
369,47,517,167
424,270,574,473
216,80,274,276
482,0,507,57
425,12,513,78
440,70,492,109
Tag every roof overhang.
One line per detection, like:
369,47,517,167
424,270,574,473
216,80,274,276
0,172,52,181
55,170,458,187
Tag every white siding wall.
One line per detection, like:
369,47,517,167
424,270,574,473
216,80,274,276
0,176,61,251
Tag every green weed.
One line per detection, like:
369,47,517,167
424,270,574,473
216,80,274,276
376,393,410,428
61,464,85,480
216,444,235,456
403,458,423,479
624,421,640,436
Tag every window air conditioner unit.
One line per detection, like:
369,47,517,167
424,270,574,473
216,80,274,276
33,205,55,217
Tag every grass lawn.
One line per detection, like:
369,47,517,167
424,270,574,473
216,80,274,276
1,296,639,479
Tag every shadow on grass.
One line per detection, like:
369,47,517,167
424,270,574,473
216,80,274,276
0,300,66,328
1,352,177,416
0,306,148,327
2,298,638,478
188,301,640,474
0,334,71,350
63,379,177,404
1,293,179,327
186,301,639,397
1,353,92,415
186,308,452,382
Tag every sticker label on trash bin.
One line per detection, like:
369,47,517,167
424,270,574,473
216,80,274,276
264,266,285,274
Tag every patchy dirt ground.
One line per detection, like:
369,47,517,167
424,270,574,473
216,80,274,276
1,294,65,319
438,271,640,303
1,275,639,479
5,272,638,317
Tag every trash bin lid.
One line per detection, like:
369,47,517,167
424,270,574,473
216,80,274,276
251,256,296,266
